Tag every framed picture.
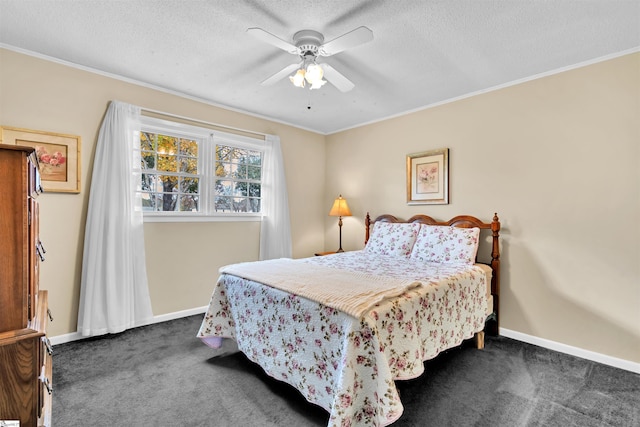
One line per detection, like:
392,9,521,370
406,148,449,205
1,126,81,193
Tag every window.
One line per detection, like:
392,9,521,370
139,131,200,212
214,145,262,213
137,116,263,220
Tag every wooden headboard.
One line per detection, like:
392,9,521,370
365,212,501,335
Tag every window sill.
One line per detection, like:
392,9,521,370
143,214,261,223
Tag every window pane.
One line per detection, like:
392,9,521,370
233,182,247,197
248,198,260,213
158,154,177,172
157,193,178,211
215,179,232,195
215,162,232,178
152,194,161,211
180,156,197,174
153,194,164,211
141,192,155,211
233,197,247,212
179,194,199,212
248,182,261,197
140,132,155,151
141,153,155,170
180,177,199,194
235,163,247,179
216,145,232,162
247,150,261,165
215,195,232,212
179,138,198,156
232,148,247,162
159,175,178,192
141,173,155,192
158,135,177,155
247,165,261,180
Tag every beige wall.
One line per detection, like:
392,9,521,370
325,53,640,363
2,47,638,366
0,48,326,337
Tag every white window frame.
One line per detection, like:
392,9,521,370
138,116,264,222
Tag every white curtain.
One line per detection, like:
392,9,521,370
77,101,153,337
259,134,292,260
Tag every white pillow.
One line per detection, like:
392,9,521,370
410,225,480,264
365,222,421,257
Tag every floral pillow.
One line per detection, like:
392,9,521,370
365,222,421,257
410,225,480,264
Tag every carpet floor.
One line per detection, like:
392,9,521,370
52,315,639,426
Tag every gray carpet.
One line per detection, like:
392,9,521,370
52,315,639,426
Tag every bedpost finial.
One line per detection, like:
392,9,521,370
365,212,371,245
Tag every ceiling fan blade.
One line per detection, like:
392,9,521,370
247,28,297,54
319,26,373,56
321,64,355,92
260,62,301,86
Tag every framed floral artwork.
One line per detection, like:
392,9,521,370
406,148,449,205
1,126,81,193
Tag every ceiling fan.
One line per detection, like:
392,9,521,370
247,26,374,92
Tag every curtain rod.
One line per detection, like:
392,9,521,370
140,106,268,140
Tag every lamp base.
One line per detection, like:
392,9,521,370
335,214,347,253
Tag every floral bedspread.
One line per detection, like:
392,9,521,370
197,251,488,427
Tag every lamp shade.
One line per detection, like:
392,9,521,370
305,63,324,84
290,69,306,88
329,195,352,217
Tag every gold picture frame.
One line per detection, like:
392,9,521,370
1,126,81,193
406,148,449,205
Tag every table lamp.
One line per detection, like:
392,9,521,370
328,195,352,252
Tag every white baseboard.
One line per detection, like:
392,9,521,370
499,328,640,374
49,306,208,346
150,305,208,323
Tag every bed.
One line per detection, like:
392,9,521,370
198,212,501,426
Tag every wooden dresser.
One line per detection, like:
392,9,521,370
0,145,52,426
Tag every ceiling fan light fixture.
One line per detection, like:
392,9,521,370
309,79,326,90
289,63,326,90
290,69,306,88
305,63,324,83
305,63,326,90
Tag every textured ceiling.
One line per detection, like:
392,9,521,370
1,0,639,134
